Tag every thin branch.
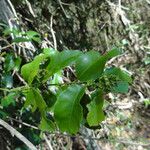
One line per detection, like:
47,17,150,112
25,0,36,18
6,117,150,147
0,119,37,150
118,0,121,7
7,116,38,130
43,133,53,150
0,43,14,50
50,16,57,50
58,0,68,18
0,86,28,92
13,71,28,86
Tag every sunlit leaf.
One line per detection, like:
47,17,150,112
21,54,47,84
75,49,121,81
44,50,82,81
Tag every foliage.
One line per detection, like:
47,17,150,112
0,28,132,135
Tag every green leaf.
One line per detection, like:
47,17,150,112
14,57,22,71
1,74,13,88
54,84,85,134
0,110,8,118
3,28,20,36
75,51,100,81
39,117,55,132
21,54,47,84
87,90,105,126
4,54,21,72
1,93,17,107
104,67,132,83
24,89,37,112
44,50,82,82
13,37,31,43
112,81,129,93
4,54,15,72
42,90,57,109
26,31,41,43
75,49,121,81
24,88,47,113
43,48,56,56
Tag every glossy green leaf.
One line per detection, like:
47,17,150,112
24,88,47,113
21,54,47,84
44,50,82,81
87,90,105,126
75,50,100,81
54,84,85,134
75,49,121,81
39,117,55,132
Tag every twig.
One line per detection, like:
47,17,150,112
43,133,53,150
7,116,38,130
50,16,57,50
5,117,150,147
7,0,18,19
13,71,28,86
118,0,121,7
111,138,150,147
25,0,36,17
0,43,14,50
0,86,28,92
146,0,150,4
58,0,68,18
0,119,37,150
18,44,36,52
